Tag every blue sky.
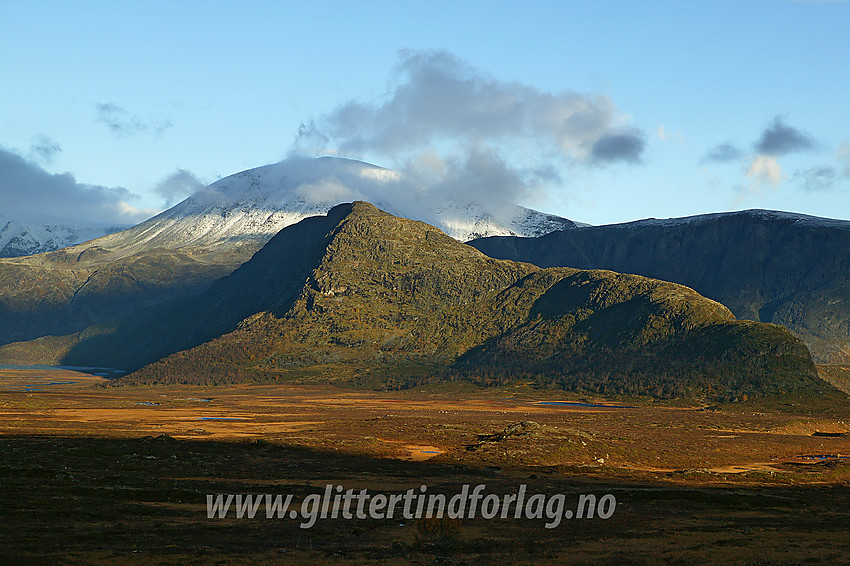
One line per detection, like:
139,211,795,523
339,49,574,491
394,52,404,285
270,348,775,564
1,0,848,226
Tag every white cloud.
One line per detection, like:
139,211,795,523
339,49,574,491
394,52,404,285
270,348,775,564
838,143,850,177
357,167,401,183
656,124,685,146
746,155,786,187
297,50,644,165
117,201,162,220
296,177,363,205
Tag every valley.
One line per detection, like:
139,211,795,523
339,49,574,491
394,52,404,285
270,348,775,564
2,367,849,564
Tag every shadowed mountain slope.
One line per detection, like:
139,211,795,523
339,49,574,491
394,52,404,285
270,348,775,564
469,210,850,364
0,247,236,347
15,202,825,402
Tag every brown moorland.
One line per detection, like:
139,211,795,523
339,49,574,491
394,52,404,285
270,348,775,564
2,369,849,565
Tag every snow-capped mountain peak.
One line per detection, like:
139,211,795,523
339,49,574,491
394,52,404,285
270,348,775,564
85,156,581,257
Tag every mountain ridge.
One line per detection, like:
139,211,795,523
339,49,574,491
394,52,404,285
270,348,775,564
469,209,850,363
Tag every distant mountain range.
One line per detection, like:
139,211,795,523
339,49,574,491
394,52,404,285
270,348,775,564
0,157,579,347
470,210,850,364
2,202,829,403
0,219,126,258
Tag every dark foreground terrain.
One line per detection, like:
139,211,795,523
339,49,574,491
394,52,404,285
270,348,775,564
1,369,849,564
3,434,850,565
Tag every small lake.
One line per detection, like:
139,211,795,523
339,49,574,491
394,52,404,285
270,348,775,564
800,454,849,461
534,401,635,409
0,364,119,391
0,364,125,378
0,380,78,392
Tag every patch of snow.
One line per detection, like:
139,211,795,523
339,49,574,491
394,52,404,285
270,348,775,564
0,219,127,258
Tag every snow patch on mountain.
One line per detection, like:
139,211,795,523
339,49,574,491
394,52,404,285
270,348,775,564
0,220,127,258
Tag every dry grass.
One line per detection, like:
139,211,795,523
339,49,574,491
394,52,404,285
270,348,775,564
2,370,850,564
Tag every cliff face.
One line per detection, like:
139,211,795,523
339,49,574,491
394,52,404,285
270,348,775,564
470,210,850,363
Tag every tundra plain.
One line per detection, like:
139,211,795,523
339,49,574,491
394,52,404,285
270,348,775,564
2,367,850,565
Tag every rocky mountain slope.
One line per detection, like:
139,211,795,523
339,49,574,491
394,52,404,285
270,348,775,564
470,210,850,363
6,202,827,402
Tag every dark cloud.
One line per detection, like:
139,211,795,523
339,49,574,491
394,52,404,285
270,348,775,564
755,116,816,156
293,49,645,206
28,135,62,165
794,166,838,192
153,169,206,207
0,146,154,225
590,130,646,165
399,145,563,207
701,142,743,163
95,103,173,138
